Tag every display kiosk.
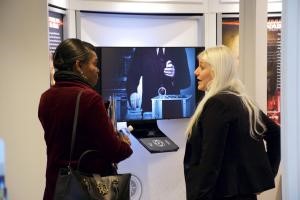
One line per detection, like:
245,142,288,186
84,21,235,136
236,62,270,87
127,120,179,153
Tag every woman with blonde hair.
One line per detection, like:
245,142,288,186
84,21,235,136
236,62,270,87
184,45,280,200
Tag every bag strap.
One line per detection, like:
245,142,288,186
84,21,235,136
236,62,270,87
67,90,118,174
68,90,84,168
77,149,98,170
77,149,118,174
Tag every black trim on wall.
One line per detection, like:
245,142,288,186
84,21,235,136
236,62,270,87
48,4,66,11
79,10,203,17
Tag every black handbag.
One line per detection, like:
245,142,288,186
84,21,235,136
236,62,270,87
53,91,131,200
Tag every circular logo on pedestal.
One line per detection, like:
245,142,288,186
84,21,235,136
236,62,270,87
152,139,165,147
130,174,142,200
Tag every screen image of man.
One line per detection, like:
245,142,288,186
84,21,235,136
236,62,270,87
126,47,191,114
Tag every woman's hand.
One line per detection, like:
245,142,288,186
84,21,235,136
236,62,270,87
119,134,131,146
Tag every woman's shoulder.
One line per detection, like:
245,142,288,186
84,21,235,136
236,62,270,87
204,92,245,118
201,92,242,121
81,87,102,101
209,91,241,106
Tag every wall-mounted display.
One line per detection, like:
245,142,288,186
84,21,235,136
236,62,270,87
48,10,64,54
221,17,240,59
48,7,65,86
96,47,204,122
266,16,281,125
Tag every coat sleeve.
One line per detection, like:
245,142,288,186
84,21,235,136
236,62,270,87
82,92,133,163
186,98,232,199
261,112,281,176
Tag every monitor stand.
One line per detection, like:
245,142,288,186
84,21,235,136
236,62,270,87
127,120,179,153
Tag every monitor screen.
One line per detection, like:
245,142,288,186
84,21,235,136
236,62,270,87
96,47,204,122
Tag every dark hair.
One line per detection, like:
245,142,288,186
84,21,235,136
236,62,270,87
53,38,96,71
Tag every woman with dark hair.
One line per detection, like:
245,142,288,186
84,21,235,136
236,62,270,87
184,46,280,200
38,38,133,200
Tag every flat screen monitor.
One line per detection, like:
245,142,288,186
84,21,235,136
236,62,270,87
95,47,204,122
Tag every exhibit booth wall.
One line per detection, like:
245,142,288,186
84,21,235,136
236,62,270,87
79,11,204,200
0,0,283,199
75,7,281,199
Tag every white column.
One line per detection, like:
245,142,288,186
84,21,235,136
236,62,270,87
204,12,217,48
239,0,267,111
281,0,300,199
64,9,77,38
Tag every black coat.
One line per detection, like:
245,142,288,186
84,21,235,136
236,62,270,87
184,93,280,200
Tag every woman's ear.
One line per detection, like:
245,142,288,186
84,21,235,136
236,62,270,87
73,60,82,74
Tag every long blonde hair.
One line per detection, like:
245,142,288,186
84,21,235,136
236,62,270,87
186,45,266,139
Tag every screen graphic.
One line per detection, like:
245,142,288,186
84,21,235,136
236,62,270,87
97,47,203,122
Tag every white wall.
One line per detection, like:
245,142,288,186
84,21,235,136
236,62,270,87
79,12,204,47
118,119,190,200
71,0,207,13
48,0,68,8
0,0,49,199
69,0,280,13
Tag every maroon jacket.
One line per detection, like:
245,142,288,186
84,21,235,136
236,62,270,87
38,80,133,200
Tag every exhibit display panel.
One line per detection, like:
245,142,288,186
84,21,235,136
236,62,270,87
97,47,204,122
78,11,205,199
48,6,65,86
266,15,281,124
48,8,64,54
96,46,204,153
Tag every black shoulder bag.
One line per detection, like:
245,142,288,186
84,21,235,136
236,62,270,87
53,91,131,200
